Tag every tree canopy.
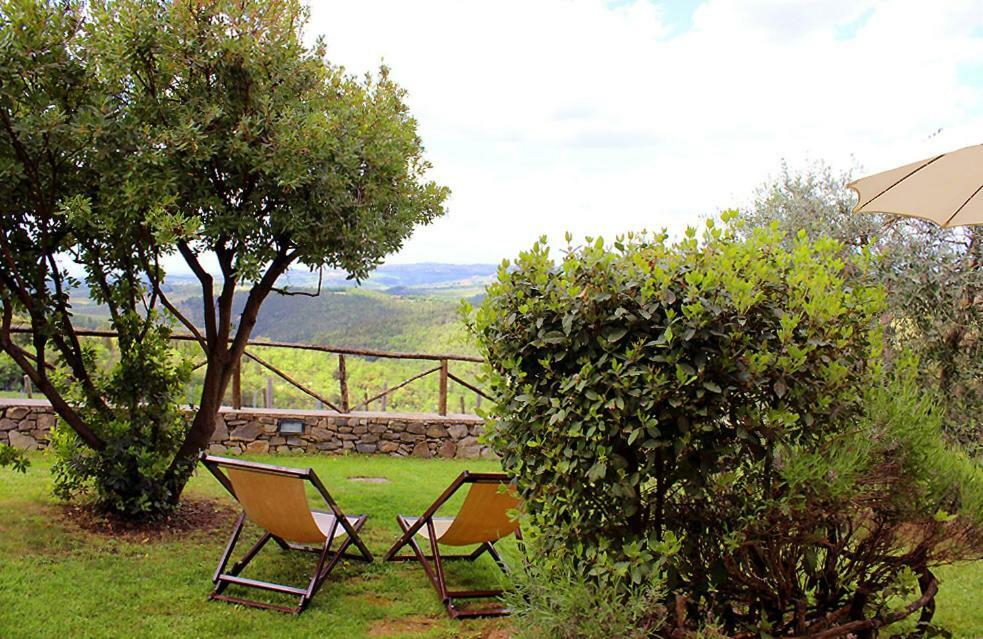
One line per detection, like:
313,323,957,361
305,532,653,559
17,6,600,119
0,0,447,515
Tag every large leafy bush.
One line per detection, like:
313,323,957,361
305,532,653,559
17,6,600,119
470,215,982,637
50,317,191,519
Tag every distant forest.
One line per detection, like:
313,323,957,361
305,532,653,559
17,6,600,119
1,265,495,414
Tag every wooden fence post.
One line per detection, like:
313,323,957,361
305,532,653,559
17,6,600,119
380,382,388,412
266,377,273,408
338,354,349,413
459,395,465,414
23,374,32,399
231,360,242,410
438,359,448,416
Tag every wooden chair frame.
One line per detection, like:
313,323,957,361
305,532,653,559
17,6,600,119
201,454,373,614
383,471,522,619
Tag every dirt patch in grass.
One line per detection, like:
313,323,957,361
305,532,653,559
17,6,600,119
348,476,390,484
58,497,236,542
367,615,440,637
360,593,397,607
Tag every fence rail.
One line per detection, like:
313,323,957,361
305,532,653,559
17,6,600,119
7,326,489,416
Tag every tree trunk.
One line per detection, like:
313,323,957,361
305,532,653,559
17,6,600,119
164,352,232,501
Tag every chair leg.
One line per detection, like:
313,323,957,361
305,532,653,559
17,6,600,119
389,515,513,619
210,516,372,615
213,512,246,584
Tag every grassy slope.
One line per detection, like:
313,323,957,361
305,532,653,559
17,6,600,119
0,455,514,639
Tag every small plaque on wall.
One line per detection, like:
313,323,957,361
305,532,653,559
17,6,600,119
278,418,304,435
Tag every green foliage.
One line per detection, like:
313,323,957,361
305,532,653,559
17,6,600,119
470,217,982,635
504,545,667,639
0,0,447,516
743,162,983,455
0,443,28,472
50,318,192,519
89,0,447,283
469,215,884,576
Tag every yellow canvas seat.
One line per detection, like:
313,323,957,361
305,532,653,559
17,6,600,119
201,455,373,614
383,471,523,619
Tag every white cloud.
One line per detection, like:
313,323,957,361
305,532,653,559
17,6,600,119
303,0,983,264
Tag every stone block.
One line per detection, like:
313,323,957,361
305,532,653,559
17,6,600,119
406,423,426,435
36,413,56,431
378,440,399,454
458,436,480,449
6,407,29,420
447,424,469,440
207,444,227,455
426,424,448,438
0,419,17,432
230,421,264,441
309,427,333,442
245,440,270,454
8,430,38,451
411,441,432,458
355,443,378,454
455,445,481,459
367,423,387,434
361,434,380,444
210,416,229,442
437,441,458,458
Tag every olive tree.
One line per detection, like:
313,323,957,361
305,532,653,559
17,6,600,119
743,162,982,454
0,0,447,516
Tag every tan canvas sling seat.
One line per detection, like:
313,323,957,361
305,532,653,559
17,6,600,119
383,471,523,619
201,454,372,614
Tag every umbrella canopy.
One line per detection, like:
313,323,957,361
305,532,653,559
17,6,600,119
847,143,983,228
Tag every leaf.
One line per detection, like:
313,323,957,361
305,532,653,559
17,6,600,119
587,460,607,481
703,381,722,393
773,379,787,398
603,326,628,343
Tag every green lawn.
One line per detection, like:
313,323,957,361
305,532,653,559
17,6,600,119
0,454,515,639
0,454,980,639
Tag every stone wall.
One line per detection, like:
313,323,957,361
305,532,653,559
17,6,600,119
0,399,490,459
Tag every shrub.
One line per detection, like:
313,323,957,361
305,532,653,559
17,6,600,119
0,444,28,473
469,216,981,636
50,317,191,519
504,547,667,639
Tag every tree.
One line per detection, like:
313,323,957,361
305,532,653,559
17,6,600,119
742,162,982,454
0,0,447,516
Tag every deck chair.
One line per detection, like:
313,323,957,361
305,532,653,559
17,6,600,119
200,454,373,614
383,471,522,618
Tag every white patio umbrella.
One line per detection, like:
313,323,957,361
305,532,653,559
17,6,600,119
847,143,983,228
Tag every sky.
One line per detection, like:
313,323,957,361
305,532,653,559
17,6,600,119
300,0,983,266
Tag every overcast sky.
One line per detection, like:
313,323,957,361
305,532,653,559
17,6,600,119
304,0,983,265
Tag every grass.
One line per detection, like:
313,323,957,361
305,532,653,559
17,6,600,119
0,454,514,639
0,455,980,639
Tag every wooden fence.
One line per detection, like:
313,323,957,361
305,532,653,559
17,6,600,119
7,327,489,416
